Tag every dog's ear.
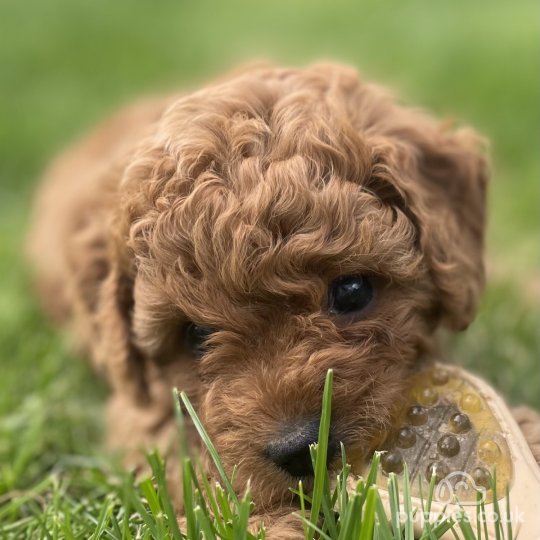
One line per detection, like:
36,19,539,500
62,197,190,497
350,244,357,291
65,216,148,401
368,120,489,330
416,126,489,331
85,143,175,401
92,259,148,401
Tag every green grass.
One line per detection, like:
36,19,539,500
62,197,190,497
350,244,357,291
0,0,537,537
0,370,514,539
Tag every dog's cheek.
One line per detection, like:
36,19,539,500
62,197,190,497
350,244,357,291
198,379,271,452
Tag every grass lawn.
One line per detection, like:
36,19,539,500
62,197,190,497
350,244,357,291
0,0,537,537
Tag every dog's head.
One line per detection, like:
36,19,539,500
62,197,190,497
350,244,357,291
97,64,488,503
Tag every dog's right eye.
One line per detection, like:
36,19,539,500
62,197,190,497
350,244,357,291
328,274,374,315
184,323,215,357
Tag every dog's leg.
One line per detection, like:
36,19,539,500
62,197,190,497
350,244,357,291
512,406,540,466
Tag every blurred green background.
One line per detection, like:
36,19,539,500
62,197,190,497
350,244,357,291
0,0,537,496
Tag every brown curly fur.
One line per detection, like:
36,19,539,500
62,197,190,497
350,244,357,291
27,63,539,536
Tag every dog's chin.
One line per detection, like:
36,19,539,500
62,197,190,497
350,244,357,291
249,471,305,509
200,452,299,508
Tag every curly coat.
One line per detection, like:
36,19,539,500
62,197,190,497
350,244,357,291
28,64,540,536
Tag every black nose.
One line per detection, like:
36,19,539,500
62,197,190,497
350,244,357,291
265,418,338,477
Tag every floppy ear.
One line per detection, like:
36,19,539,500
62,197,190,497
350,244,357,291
368,120,489,331
413,126,489,330
85,143,176,402
91,261,149,401
64,214,148,402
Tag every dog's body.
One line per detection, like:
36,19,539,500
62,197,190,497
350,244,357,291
28,64,540,535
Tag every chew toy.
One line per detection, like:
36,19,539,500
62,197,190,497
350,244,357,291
350,363,540,539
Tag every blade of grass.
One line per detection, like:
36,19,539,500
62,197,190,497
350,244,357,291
289,489,313,506
330,474,341,509
456,508,477,540
318,473,338,538
417,473,430,539
297,480,309,539
387,472,401,540
402,462,414,540
476,490,483,540
356,452,382,531
107,512,124,540
365,453,381,489
147,451,183,540
419,472,437,539
374,521,380,540
139,477,167,538
234,488,252,540
505,483,512,540
215,483,233,525
339,443,350,516
374,494,395,540
294,513,333,540
491,469,502,540
60,502,77,540
337,492,361,540
121,474,136,540
426,517,456,539
33,506,54,540
194,505,216,540
140,477,161,517
179,390,238,506
307,369,333,537
88,497,113,540
173,388,189,460
480,495,489,540
182,457,198,540
200,471,226,537
129,481,159,537
359,485,378,540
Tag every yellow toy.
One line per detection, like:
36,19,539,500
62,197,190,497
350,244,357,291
350,364,540,539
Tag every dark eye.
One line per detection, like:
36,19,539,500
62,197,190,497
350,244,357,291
184,323,215,357
328,275,374,315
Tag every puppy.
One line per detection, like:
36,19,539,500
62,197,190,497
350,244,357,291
28,63,540,535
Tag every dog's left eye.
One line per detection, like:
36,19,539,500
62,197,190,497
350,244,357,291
184,323,216,357
328,275,374,315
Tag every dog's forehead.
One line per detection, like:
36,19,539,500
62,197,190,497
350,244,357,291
154,69,393,260
131,67,423,313
143,174,419,315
